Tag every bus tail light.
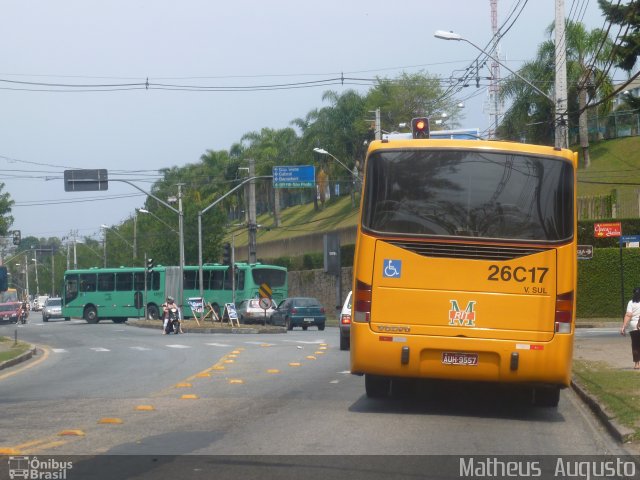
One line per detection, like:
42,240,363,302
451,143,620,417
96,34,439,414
353,280,372,323
555,291,573,333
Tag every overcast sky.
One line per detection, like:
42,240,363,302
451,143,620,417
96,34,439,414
0,0,611,245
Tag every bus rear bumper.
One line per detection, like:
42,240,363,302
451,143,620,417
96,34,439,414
350,324,573,387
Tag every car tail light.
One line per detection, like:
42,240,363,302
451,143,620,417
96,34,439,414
320,307,325,313
291,308,297,314
341,314,351,325
555,291,573,333
353,279,372,323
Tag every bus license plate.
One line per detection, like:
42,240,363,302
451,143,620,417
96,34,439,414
442,352,478,366
304,318,314,323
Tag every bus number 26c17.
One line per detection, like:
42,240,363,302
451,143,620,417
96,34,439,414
487,265,548,283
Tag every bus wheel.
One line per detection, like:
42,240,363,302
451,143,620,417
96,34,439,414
533,386,560,407
147,305,159,320
84,306,99,324
365,374,391,398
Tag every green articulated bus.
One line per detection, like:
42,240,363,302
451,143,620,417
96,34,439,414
62,263,288,323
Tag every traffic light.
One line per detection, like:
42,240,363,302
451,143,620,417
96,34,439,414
147,258,154,272
0,266,7,292
411,117,430,139
222,243,231,265
12,230,21,246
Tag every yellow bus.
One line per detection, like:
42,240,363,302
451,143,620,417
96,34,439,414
350,125,577,407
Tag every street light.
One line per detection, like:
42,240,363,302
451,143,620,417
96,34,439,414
32,258,39,295
433,29,567,148
137,208,179,234
101,224,135,267
313,148,361,207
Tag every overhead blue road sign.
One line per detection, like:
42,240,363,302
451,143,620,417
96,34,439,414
621,235,640,243
273,165,315,188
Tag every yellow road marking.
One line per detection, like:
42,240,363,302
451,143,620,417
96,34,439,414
181,394,199,399
289,362,301,367
228,379,244,384
98,418,123,424
58,430,85,436
306,356,317,360
27,440,67,451
175,382,192,388
134,405,155,411
266,369,280,374
196,372,211,378
231,350,241,354
0,448,20,454
224,359,235,364
211,365,225,370
0,344,50,382
227,354,237,358
315,351,324,355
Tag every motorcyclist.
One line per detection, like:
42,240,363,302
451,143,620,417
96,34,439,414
162,296,183,334
19,299,29,323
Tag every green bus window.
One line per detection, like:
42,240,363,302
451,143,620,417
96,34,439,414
210,271,224,290
134,272,145,290
252,268,286,288
65,275,79,303
151,271,160,291
184,270,198,290
116,272,133,291
80,274,97,292
236,269,245,290
98,273,114,291
223,269,233,290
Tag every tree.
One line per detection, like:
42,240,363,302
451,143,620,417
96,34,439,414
598,0,640,72
498,20,614,167
366,71,463,134
0,182,14,237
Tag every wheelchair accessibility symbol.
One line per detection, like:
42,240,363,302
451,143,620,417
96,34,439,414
383,259,402,278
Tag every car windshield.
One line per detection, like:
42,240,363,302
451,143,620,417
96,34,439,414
0,304,17,312
47,299,62,307
293,298,321,308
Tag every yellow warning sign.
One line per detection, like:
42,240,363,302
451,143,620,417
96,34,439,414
259,283,272,299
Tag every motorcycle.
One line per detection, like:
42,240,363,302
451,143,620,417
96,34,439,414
19,308,28,324
163,306,181,334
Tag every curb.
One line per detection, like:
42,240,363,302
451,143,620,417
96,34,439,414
0,344,38,371
127,321,287,335
570,377,636,444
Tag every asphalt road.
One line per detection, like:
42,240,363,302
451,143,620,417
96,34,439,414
0,314,635,478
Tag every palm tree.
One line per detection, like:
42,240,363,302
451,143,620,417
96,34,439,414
499,20,614,167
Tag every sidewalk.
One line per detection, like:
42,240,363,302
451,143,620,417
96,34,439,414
573,318,639,452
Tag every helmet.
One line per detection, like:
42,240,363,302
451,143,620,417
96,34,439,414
167,296,175,303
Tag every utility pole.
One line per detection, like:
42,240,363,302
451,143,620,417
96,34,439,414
375,108,381,140
555,0,569,149
177,183,185,308
247,158,257,264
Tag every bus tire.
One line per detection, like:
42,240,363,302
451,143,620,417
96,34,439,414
64,317,70,321
533,386,560,407
84,306,99,324
317,323,325,331
365,374,391,398
147,304,160,320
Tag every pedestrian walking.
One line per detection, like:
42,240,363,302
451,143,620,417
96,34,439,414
620,286,640,369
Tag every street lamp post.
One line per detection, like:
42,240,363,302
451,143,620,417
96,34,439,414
433,29,568,149
32,258,39,296
101,224,135,266
138,208,179,234
313,148,361,207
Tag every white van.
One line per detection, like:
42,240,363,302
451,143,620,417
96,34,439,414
33,295,49,311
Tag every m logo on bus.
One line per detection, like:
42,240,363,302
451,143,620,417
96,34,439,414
448,300,476,326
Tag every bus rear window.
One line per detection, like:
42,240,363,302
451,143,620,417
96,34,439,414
252,268,286,288
362,149,574,242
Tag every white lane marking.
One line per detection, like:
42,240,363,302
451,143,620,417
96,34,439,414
71,320,84,324
166,344,191,349
130,346,152,351
90,347,110,352
52,348,68,353
338,371,350,375
206,343,232,347
282,340,325,345
244,341,275,346
329,380,339,384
